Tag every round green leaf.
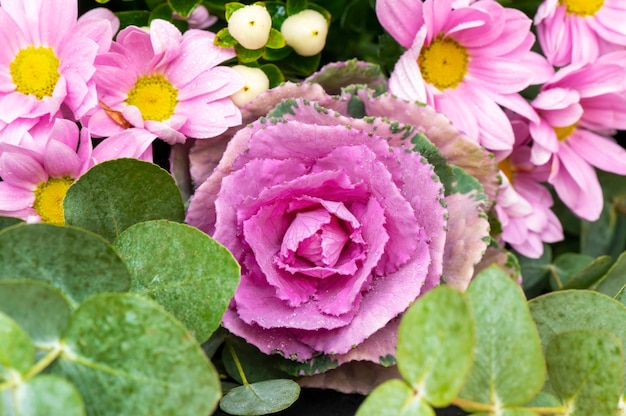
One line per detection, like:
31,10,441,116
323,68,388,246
52,293,221,416
64,159,185,242
459,265,546,407
595,250,626,297
356,379,434,416
0,224,130,306
397,286,474,407
0,280,72,347
219,379,300,415
529,290,626,395
2,375,85,416
0,311,34,381
113,220,240,342
546,329,623,416
0,216,23,231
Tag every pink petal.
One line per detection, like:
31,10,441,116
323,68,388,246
0,182,35,210
375,0,424,48
567,129,626,175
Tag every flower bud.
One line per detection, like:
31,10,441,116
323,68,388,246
230,65,270,107
228,4,272,50
281,9,329,56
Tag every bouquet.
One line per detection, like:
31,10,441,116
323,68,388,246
0,0,625,415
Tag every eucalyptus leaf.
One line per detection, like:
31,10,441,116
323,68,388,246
396,286,474,407
546,329,623,416
168,0,200,17
549,253,609,290
51,293,221,416
0,224,130,306
113,220,240,343
0,216,22,231
0,310,34,380
219,379,300,416
356,379,434,416
1,375,85,416
459,266,546,407
64,158,185,242
0,280,72,348
560,255,612,290
529,290,626,395
595,250,626,297
617,285,626,306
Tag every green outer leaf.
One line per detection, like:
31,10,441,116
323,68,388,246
356,379,434,416
219,379,300,415
0,310,34,379
548,253,594,290
460,265,546,407
168,0,200,17
64,159,185,242
52,293,221,416
0,280,72,347
409,132,454,193
595,250,626,297
529,290,626,395
397,286,474,407
546,329,623,416
2,375,85,416
0,224,130,306
113,220,240,343
449,165,487,203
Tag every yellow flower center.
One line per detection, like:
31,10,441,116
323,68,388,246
553,123,578,142
10,46,61,100
418,36,469,90
126,74,178,122
498,158,514,183
33,176,74,225
559,0,604,16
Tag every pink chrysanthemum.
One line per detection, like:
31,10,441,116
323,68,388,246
0,117,156,224
535,0,626,67
377,0,551,152
529,51,626,221
0,0,113,127
173,4,218,30
0,119,93,224
88,19,244,145
496,118,563,258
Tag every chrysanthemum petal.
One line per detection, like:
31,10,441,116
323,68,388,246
375,0,424,48
568,130,626,175
0,182,35,210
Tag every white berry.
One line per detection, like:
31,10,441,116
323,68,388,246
230,65,270,107
281,9,329,56
228,5,272,50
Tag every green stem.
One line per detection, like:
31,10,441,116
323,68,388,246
23,344,63,381
0,344,63,391
227,340,250,386
451,398,567,415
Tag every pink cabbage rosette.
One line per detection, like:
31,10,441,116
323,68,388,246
185,61,498,389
